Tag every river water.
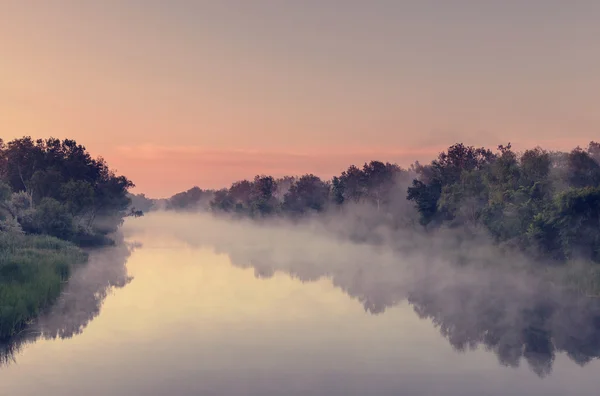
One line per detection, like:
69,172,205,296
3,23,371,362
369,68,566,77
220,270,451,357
1,213,600,396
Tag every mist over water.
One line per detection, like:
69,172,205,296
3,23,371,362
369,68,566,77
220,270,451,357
127,212,600,377
0,241,133,366
2,211,600,395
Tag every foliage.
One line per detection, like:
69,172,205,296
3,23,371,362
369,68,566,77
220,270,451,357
0,137,135,246
199,141,600,265
282,174,330,215
165,187,213,211
205,161,411,221
0,232,87,340
29,198,75,240
406,141,600,263
529,187,600,262
128,193,156,213
0,137,136,343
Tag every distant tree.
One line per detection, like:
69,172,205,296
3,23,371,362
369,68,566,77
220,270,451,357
566,147,600,188
333,165,366,204
407,143,495,226
274,176,296,202
331,176,345,205
529,187,600,262
167,187,211,211
588,141,600,163
283,174,330,214
362,161,401,211
126,208,144,217
438,169,489,226
210,189,235,212
520,148,551,187
406,177,442,226
434,143,495,185
249,175,278,216
128,193,155,213
229,180,253,209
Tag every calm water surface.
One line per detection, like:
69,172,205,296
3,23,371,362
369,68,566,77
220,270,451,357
1,220,600,396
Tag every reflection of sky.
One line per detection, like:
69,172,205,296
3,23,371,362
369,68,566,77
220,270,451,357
2,1,600,196
1,230,600,395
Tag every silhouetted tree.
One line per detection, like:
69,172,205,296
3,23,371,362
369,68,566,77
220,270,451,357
283,174,330,215
0,137,134,245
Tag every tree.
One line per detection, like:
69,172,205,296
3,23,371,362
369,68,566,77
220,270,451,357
210,189,235,212
331,176,345,205
0,181,21,233
529,187,600,262
342,165,366,203
588,141,600,163
4,137,44,194
520,148,551,187
438,169,489,226
283,174,330,214
167,187,211,211
566,147,600,188
407,144,495,226
229,180,253,209
89,172,134,233
60,180,94,217
28,169,64,204
274,176,296,202
0,137,134,242
362,161,401,211
30,197,75,240
407,178,442,226
128,193,155,213
249,175,278,216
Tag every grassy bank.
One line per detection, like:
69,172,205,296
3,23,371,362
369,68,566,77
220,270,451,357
0,232,88,340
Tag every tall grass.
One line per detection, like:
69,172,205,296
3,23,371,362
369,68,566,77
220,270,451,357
0,232,87,340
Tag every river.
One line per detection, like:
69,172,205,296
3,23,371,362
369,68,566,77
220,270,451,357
1,212,600,395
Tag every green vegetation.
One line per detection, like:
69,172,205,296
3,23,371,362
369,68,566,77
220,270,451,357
0,137,135,246
0,233,87,339
0,136,136,341
162,141,600,268
406,142,600,264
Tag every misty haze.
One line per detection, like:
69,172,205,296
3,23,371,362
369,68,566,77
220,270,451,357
3,1,600,395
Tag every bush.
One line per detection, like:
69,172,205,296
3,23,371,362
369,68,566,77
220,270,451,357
0,233,87,340
30,198,75,240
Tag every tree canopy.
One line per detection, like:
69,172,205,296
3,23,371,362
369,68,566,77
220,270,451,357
0,137,134,245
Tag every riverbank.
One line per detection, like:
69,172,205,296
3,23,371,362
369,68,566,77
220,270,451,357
0,233,88,340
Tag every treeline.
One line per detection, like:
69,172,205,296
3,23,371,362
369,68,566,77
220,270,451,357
144,162,412,218
0,137,136,340
156,141,600,264
407,142,600,262
0,137,135,246
209,162,411,217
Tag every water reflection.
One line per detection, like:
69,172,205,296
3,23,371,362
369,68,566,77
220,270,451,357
198,236,600,378
0,237,134,366
4,217,600,396
4,211,600,393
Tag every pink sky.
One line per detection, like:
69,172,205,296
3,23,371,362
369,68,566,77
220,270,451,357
2,1,599,197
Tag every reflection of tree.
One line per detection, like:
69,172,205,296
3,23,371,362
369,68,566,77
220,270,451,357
211,239,600,378
405,272,600,378
0,238,135,366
